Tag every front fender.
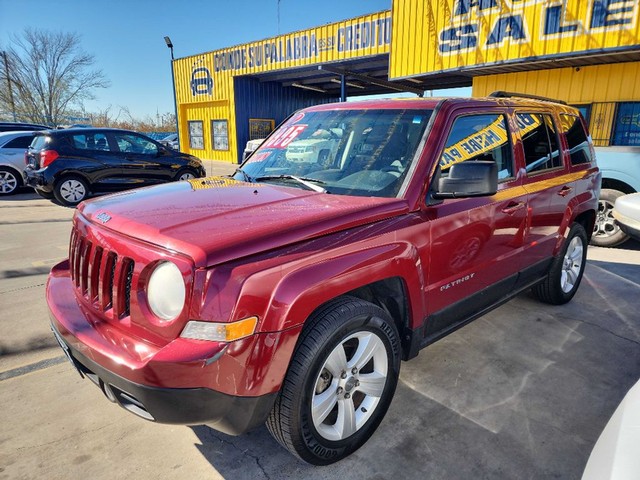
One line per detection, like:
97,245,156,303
253,242,424,333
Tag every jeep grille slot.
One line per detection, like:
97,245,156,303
69,228,135,318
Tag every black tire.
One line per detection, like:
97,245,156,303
0,166,23,195
591,188,630,247
34,189,54,199
533,223,588,305
266,296,401,465
53,175,89,207
175,168,199,182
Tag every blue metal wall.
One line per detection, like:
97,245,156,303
233,76,337,162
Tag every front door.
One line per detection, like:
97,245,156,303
421,112,529,338
113,132,173,186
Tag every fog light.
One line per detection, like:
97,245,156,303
180,317,258,342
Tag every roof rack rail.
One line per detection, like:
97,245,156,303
489,91,567,105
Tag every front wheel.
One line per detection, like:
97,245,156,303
591,188,630,247
532,223,588,305
266,297,401,465
175,168,198,181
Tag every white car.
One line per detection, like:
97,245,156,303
0,130,41,195
613,193,640,242
243,138,265,161
582,380,640,479
159,133,179,150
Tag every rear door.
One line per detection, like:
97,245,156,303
515,111,572,276
423,110,529,337
112,132,174,185
66,132,124,191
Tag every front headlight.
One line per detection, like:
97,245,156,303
147,261,186,321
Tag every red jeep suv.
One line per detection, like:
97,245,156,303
47,93,600,464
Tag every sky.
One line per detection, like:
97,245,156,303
0,0,468,121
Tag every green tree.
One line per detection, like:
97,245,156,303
0,29,109,126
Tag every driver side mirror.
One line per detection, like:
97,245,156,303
432,161,498,199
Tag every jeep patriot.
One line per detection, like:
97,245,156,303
47,93,600,464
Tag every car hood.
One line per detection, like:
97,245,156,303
78,177,409,267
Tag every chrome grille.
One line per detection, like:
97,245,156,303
69,229,134,318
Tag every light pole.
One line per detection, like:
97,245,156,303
1,51,17,122
164,36,179,136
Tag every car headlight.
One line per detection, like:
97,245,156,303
147,261,186,321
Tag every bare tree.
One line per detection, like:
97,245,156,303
0,29,109,126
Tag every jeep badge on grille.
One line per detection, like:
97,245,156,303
96,212,111,224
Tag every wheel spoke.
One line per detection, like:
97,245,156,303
357,371,386,397
336,396,357,438
324,344,347,377
348,333,380,370
312,388,338,426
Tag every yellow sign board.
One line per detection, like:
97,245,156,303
390,0,640,79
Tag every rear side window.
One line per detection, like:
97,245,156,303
516,113,562,174
29,135,49,150
439,113,514,180
2,135,33,149
560,114,593,165
71,133,110,151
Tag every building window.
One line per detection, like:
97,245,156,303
571,104,591,125
211,120,229,150
188,121,204,149
249,118,275,140
612,102,640,146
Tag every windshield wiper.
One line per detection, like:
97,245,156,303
253,175,327,193
232,167,253,182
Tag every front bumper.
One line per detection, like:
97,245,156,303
51,321,276,434
46,259,296,435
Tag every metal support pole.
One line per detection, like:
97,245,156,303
1,51,17,122
340,74,346,102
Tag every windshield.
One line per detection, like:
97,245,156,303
235,108,433,198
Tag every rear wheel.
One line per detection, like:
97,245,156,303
0,167,22,195
591,188,629,247
54,176,89,207
266,296,401,465
533,223,588,305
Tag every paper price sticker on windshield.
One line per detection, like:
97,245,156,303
262,124,307,149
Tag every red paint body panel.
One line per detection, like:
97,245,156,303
46,97,600,423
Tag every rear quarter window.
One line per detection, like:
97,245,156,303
29,135,50,150
560,114,593,165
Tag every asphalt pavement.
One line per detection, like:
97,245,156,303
1,169,639,480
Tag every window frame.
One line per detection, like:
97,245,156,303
211,119,229,151
188,120,205,150
515,111,564,176
438,111,516,183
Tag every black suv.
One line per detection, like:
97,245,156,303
24,128,206,206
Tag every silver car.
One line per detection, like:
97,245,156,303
0,130,40,195
613,192,640,243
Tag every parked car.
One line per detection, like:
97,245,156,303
0,122,49,133
47,94,599,464
613,192,640,242
24,128,206,206
243,138,264,161
582,379,640,480
159,133,179,150
0,130,40,195
592,146,640,247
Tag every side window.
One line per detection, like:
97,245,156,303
439,113,514,180
2,136,33,149
70,133,111,152
516,113,562,174
560,114,593,165
113,134,158,155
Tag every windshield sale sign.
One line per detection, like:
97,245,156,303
390,0,640,79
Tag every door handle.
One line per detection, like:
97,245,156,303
557,186,573,197
501,201,526,215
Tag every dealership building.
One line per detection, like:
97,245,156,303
171,0,640,163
